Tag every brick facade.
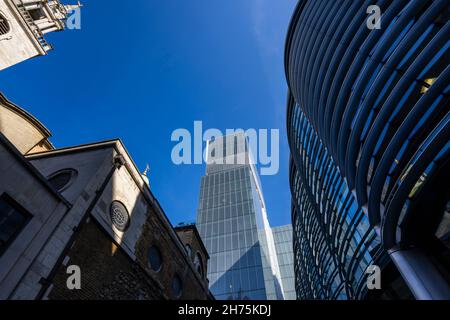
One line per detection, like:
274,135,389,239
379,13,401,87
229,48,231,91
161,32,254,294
47,206,212,300
47,220,165,300
174,224,209,283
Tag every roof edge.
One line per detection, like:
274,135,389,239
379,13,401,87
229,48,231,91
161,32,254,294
0,92,52,139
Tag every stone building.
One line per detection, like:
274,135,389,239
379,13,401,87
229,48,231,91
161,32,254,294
0,92,213,300
174,223,210,281
0,0,80,70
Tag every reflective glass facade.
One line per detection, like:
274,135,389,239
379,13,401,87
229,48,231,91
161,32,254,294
288,106,388,299
272,225,297,300
285,0,450,299
196,133,284,300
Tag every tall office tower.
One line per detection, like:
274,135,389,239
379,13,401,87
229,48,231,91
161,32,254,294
196,133,284,300
272,225,296,300
285,0,449,300
0,0,81,70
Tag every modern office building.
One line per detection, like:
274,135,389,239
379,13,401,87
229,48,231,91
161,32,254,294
272,225,296,300
196,133,285,300
0,0,81,70
286,0,449,299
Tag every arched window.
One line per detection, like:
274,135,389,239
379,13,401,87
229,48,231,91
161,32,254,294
148,246,162,272
47,169,77,192
194,252,204,277
0,13,10,36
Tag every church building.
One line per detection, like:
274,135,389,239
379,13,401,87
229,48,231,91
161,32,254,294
0,92,213,300
0,0,80,70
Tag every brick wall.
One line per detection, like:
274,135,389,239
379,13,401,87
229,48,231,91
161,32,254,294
174,226,209,283
47,205,212,300
47,219,165,300
134,207,211,300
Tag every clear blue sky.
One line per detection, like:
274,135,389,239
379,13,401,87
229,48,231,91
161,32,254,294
0,0,297,227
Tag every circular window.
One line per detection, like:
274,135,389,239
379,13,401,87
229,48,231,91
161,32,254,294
48,169,77,192
171,274,183,298
0,13,10,36
110,201,130,232
148,246,162,272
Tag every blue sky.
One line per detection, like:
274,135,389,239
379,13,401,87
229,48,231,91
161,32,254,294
0,0,297,227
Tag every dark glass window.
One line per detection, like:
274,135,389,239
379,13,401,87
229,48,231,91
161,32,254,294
0,14,10,35
0,194,32,256
109,201,130,232
171,274,183,298
48,169,77,192
148,246,162,272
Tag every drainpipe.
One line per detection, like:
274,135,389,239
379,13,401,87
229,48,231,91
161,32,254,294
35,154,125,299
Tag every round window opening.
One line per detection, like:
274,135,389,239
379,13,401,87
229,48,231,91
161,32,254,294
148,246,162,272
110,201,130,232
0,13,10,36
171,274,183,298
48,169,77,192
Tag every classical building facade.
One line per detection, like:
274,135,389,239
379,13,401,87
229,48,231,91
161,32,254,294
196,133,285,300
0,93,213,300
0,0,80,70
286,0,449,300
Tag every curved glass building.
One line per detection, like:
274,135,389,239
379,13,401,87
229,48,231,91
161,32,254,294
286,0,450,300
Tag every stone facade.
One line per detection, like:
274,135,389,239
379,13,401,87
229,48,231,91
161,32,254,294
174,224,209,284
0,92,53,155
0,0,79,70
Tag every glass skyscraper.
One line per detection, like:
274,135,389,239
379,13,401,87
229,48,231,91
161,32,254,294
285,0,450,299
272,225,296,300
196,133,284,300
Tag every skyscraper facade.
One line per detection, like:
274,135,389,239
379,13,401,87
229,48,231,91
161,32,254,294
196,133,284,300
286,0,449,300
272,225,297,300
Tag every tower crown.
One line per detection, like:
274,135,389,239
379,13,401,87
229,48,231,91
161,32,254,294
0,0,82,70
